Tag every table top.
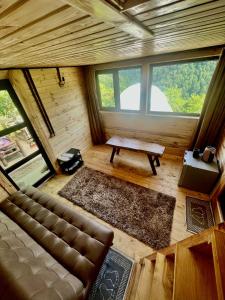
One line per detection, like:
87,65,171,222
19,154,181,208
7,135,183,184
184,151,219,173
106,136,165,156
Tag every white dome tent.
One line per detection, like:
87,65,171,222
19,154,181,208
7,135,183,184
120,83,172,112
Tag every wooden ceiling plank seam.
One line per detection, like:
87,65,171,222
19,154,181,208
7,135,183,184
132,0,185,16
10,28,225,65
147,6,225,30
123,0,182,15
91,45,222,69
16,27,122,57
0,0,18,14
0,0,29,19
154,32,225,46
0,0,224,68
37,36,136,57
61,0,154,38
4,32,224,66
0,24,118,55
0,6,86,49
155,21,225,38
5,38,142,64
134,0,214,21
14,36,136,62
7,43,220,67
17,23,225,59
0,1,221,56
0,4,71,41
8,31,130,60
141,0,225,25
0,0,63,30
3,31,223,63
0,18,104,55
0,0,66,39
121,0,151,12
23,29,225,62
153,14,225,34
0,15,92,52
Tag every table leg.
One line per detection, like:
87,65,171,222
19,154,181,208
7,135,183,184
147,154,157,175
155,156,160,167
116,148,120,155
110,147,117,163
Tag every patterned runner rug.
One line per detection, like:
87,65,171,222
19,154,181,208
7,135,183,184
186,196,215,233
89,248,133,300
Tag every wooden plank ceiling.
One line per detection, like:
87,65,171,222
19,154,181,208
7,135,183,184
0,0,225,68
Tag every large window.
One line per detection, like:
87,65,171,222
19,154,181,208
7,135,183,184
0,79,55,189
95,57,218,116
149,59,218,115
96,67,141,111
97,72,115,109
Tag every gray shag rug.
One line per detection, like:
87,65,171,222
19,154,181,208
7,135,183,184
58,167,176,249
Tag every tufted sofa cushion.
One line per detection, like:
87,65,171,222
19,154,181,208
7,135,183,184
0,211,83,300
0,186,114,299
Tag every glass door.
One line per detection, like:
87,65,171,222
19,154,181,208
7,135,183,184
0,79,55,189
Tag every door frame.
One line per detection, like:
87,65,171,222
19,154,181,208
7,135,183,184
0,79,55,189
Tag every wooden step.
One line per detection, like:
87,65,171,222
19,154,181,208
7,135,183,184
212,229,225,300
150,253,174,300
134,258,155,300
144,252,157,262
126,262,142,300
173,243,218,300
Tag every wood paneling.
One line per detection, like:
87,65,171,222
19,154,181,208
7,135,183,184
0,185,8,202
8,67,92,170
0,0,224,67
211,126,225,221
102,112,198,155
0,172,16,200
0,70,8,79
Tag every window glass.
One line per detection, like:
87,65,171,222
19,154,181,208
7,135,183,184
0,127,38,169
9,154,50,188
97,73,115,108
119,68,141,110
0,90,24,130
150,59,218,114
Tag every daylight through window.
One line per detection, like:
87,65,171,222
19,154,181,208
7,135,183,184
96,58,218,116
149,59,218,115
96,67,141,111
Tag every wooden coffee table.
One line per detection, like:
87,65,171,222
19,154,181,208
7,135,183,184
106,136,165,175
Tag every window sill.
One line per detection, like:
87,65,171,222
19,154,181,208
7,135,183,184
99,110,200,120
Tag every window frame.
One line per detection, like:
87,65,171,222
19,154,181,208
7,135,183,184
0,79,55,190
96,69,117,112
148,57,218,117
96,65,142,113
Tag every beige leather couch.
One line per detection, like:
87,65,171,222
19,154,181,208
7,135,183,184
0,186,114,300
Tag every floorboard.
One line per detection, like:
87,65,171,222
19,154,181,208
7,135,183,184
41,145,209,261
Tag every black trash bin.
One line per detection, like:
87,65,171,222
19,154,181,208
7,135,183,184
57,148,83,175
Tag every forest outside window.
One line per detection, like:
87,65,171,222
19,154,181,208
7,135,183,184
96,67,141,111
149,58,218,116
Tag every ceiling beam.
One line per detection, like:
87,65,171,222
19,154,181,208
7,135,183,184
60,0,154,39
120,0,151,12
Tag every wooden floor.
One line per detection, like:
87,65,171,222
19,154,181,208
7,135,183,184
41,145,209,261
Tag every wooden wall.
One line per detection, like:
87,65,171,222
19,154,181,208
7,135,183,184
0,187,8,202
7,68,92,171
102,112,198,156
0,70,13,198
211,126,225,222
0,70,8,80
